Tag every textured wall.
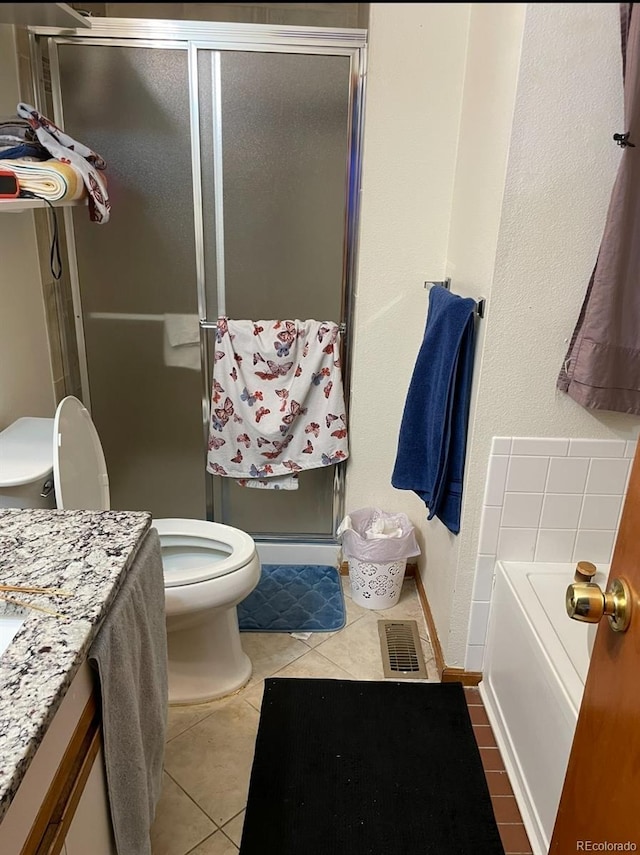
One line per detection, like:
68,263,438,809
345,3,640,668
420,3,527,655
448,3,640,666
0,25,55,427
344,3,471,558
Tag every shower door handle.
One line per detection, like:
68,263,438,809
565,577,632,632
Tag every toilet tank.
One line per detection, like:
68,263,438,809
0,418,56,509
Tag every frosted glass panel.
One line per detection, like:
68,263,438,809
222,467,336,536
54,43,353,535
211,50,351,536
221,51,350,321
58,45,205,518
197,50,219,317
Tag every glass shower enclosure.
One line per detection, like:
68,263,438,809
29,19,366,554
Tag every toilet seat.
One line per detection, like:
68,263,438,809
53,398,256,587
153,519,256,587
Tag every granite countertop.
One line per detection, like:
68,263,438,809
0,508,152,821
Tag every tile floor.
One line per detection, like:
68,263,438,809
464,687,533,855
151,576,531,855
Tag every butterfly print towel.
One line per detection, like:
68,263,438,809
206,319,349,489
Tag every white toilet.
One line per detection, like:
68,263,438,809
0,397,261,705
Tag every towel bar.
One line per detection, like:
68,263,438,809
198,320,348,334
424,279,486,318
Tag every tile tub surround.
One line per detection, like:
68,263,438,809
465,437,636,672
0,508,151,819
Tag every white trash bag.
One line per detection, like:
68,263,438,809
337,508,420,609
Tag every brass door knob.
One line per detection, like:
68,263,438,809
566,578,632,632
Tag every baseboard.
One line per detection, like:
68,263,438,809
441,667,483,686
412,571,445,679
412,576,483,685
340,561,481,684
341,560,442,675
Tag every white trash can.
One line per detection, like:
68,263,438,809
348,557,408,609
337,508,420,611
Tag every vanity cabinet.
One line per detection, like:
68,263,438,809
60,741,114,855
0,662,116,855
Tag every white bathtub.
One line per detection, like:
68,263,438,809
481,561,606,855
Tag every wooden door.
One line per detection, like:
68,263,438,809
550,443,640,852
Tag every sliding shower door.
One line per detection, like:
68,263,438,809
41,22,364,537
197,47,351,536
56,43,205,519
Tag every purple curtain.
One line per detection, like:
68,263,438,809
557,3,640,414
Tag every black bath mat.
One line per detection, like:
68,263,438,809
239,679,504,854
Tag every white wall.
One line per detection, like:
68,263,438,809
422,3,527,653
0,24,55,427
346,3,640,668
449,3,640,666
345,3,471,567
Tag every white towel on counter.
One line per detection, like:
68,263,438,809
0,157,86,201
206,318,349,489
163,314,200,371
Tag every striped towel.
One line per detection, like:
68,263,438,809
17,103,109,222
0,158,85,202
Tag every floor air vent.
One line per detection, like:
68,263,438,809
378,620,428,679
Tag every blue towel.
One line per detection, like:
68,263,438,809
0,143,50,160
391,285,476,534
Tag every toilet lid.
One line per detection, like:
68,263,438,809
53,396,110,511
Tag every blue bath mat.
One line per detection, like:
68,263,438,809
238,564,346,633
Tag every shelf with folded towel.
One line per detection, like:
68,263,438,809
0,197,87,213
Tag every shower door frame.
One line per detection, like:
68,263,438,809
28,19,367,544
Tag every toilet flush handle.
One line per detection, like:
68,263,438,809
40,478,54,498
